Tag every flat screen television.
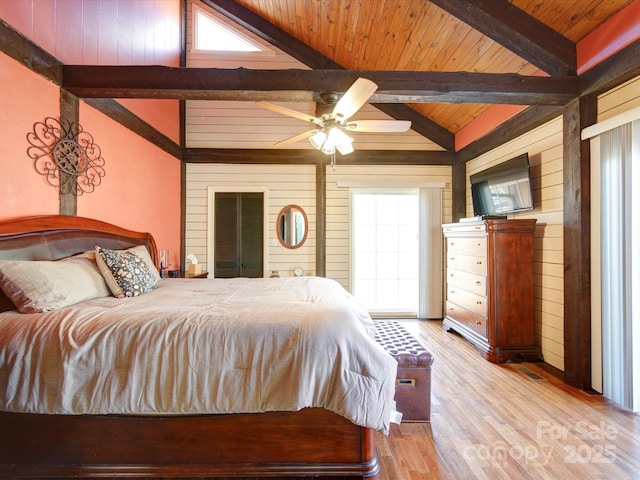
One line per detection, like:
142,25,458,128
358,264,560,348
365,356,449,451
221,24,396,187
470,153,534,216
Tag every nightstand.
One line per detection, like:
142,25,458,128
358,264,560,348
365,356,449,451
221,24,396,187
182,271,208,278
170,270,209,279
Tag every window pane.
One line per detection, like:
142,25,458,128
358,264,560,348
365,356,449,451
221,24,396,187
352,191,418,313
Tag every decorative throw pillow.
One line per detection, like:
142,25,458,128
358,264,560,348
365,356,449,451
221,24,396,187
95,246,159,298
125,245,162,284
0,253,111,314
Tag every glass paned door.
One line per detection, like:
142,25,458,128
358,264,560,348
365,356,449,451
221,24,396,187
352,190,419,315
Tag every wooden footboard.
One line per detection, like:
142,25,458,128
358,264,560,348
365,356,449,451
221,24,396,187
0,408,379,478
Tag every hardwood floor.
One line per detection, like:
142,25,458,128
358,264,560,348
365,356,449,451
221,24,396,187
373,319,640,480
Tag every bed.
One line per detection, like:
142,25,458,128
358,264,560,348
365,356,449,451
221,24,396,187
0,215,397,479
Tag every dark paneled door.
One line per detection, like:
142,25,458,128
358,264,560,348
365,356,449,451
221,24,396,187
214,192,264,278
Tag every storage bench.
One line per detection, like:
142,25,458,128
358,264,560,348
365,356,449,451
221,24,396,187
373,320,433,422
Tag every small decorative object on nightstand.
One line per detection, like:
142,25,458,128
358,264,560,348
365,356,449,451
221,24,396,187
159,249,169,278
294,267,303,277
270,270,280,278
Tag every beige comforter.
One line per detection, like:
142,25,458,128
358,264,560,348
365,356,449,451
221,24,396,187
0,276,397,432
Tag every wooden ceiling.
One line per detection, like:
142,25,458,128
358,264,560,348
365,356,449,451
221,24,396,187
223,0,634,134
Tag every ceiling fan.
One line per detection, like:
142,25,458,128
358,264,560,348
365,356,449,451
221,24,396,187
256,78,411,158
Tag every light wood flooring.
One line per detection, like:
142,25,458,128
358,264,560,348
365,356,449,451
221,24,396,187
373,319,640,480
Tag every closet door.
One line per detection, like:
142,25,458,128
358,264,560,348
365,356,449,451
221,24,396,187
214,192,264,278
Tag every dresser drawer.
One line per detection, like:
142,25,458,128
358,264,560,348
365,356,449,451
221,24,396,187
446,253,487,275
445,302,488,339
445,236,487,257
447,287,487,317
447,269,486,296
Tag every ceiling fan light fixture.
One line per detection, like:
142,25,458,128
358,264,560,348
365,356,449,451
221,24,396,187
309,130,327,150
321,144,336,155
336,140,354,155
328,127,354,156
327,127,351,145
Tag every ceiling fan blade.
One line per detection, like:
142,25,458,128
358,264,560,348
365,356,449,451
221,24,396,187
345,120,411,133
332,78,378,121
274,129,318,147
256,101,320,124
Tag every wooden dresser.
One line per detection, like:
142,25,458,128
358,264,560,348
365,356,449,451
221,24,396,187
442,219,540,363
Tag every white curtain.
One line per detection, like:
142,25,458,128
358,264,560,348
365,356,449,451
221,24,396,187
419,188,442,319
598,120,640,411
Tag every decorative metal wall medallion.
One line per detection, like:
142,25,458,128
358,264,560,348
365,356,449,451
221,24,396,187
27,117,105,195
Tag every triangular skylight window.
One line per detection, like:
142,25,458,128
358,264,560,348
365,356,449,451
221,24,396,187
194,7,261,52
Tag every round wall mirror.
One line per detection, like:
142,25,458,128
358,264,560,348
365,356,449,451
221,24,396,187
277,204,308,249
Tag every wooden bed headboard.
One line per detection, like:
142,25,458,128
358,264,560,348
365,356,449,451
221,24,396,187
0,215,157,313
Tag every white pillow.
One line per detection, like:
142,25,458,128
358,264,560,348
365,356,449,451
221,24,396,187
0,253,111,314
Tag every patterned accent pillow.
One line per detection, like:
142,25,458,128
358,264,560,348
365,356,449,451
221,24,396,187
95,246,159,298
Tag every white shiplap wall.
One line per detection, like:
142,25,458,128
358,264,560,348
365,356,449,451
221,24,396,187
185,1,442,151
185,163,317,277
597,76,640,122
466,117,565,370
325,164,453,291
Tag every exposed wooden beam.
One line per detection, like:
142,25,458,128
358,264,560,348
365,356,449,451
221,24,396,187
372,104,454,152
429,0,576,76
183,148,455,165
456,105,563,163
316,162,326,278
202,0,342,70
451,162,467,221
580,38,640,98
62,66,579,105
562,95,596,389
59,90,79,216
0,19,62,84
203,0,454,150
83,98,182,159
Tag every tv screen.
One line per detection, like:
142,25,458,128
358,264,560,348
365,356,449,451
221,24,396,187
470,153,533,216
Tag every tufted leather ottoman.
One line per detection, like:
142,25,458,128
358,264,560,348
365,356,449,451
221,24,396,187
373,320,434,422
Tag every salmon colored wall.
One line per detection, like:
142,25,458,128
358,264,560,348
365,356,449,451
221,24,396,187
0,54,60,219
577,0,640,75
1,1,182,267
77,103,181,269
117,99,181,144
455,105,528,152
0,0,181,145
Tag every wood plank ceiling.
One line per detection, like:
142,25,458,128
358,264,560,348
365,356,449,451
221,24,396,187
221,0,634,136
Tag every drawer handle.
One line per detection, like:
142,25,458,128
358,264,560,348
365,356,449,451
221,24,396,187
450,257,455,261
397,378,416,387
476,301,482,305
449,307,454,311
475,321,482,325
450,290,455,294
450,273,454,277
475,281,481,285
476,261,482,265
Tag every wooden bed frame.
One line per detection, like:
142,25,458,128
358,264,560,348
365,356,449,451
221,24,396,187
0,215,380,479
